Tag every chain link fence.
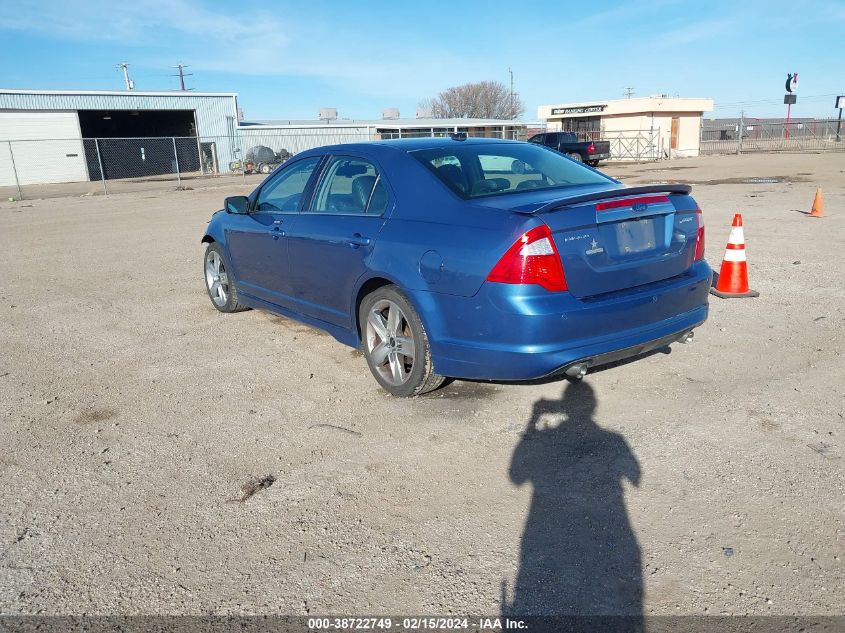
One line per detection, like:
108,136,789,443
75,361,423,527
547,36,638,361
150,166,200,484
701,118,845,155
0,128,533,201
0,125,674,201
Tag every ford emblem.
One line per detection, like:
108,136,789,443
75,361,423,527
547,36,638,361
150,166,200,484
632,202,648,213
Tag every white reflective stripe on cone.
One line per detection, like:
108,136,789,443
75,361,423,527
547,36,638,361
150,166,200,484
728,227,745,245
723,248,747,262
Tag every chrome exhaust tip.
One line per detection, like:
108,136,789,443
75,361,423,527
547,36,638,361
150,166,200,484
564,363,589,379
679,331,695,344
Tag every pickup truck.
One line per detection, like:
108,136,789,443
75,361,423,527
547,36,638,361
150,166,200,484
528,131,611,167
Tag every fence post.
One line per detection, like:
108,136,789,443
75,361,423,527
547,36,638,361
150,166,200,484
736,111,744,155
172,137,182,188
196,135,205,175
7,141,23,201
94,138,108,195
236,130,246,185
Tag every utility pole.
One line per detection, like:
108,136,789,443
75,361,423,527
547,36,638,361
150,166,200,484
117,62,134,90
737,110,744,155
624,87,635,99
508,67,514,119
173,63,193,91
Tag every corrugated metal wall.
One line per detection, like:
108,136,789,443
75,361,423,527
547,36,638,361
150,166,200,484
0,91,240,179
236,126,372,155
0,92,238,138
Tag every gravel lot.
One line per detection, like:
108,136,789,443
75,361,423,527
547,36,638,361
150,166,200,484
0,152,842,617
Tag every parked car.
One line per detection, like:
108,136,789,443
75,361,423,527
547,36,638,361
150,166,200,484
202,137,709,396
528,131,611,166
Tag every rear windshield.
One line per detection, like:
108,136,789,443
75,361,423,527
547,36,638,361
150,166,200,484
409,142,612,199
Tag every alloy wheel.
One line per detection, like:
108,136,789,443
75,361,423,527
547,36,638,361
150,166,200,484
365,299,416,387
205,250,229,307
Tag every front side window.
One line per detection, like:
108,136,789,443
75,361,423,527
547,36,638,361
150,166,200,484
309,157,387,215
255,156,320,213
410,142,612,199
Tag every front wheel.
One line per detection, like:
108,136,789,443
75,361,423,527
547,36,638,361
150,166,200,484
360,286,445,397
259,163,272,174
204,243,249,313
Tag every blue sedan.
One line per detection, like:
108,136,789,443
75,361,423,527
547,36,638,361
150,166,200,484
202,137,710,396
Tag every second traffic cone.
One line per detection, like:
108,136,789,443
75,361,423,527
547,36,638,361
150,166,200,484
809,188,825,218
710,213,759,299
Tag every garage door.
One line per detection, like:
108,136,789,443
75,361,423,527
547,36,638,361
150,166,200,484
0,111,88,186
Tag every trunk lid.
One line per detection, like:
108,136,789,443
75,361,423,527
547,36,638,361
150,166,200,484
510,185,699,298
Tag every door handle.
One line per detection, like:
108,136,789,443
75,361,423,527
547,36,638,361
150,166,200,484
346,233,371,248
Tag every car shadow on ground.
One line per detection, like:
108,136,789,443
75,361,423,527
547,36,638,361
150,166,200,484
502,381,644,626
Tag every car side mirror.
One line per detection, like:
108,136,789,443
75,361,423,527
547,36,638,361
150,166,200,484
225,195,249,214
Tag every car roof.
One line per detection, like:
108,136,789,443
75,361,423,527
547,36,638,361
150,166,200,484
305,136,525,156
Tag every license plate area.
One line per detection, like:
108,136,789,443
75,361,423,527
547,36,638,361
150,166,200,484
603,218,657,257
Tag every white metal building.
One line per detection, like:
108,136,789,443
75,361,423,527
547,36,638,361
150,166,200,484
538,96,714,158
0,89,239,186
237,117,530,156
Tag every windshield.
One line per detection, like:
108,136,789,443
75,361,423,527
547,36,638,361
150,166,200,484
409,142,613,199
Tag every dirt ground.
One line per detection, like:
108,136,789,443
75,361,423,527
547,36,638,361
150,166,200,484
0,153,842,617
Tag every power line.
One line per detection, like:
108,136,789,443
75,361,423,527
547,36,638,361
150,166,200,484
714,93,838,108
623,87,635,99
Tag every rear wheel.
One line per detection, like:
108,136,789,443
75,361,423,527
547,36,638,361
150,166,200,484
587,160,600,167
259,163,272,174
360,286,445,397
204,243,249,313
568,152,583,162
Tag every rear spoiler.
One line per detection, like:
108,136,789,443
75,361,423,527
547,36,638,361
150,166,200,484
517,184,693,215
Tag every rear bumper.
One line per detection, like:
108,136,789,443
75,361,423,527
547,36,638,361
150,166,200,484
548,326,699,379
588,153,610,161
411,261,711,381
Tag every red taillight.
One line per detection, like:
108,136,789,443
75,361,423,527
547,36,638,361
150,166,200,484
694,208,705,261
587,143,596,154
486,225,568,292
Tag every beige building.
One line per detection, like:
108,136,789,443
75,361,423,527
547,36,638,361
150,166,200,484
538,96,714,158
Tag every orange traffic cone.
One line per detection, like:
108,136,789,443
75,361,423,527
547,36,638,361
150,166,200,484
710,213,759,299
808,188,825,218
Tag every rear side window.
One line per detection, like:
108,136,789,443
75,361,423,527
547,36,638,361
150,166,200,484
309,157,387,215
410,142,611,199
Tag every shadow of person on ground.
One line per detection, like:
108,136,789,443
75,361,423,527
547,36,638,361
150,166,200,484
503,381,643,624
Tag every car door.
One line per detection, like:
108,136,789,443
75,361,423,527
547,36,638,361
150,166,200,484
225,155,322,308
286,155,391,328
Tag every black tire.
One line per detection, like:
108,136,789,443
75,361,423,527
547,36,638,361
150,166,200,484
259,163,272,174
568,152,584,163
359,285,445,397
203,242,249,313
587,160,600,167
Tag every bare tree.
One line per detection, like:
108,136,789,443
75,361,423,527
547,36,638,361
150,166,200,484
420,80,524,119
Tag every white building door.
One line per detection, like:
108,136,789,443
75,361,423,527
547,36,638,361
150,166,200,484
0,111,88,186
